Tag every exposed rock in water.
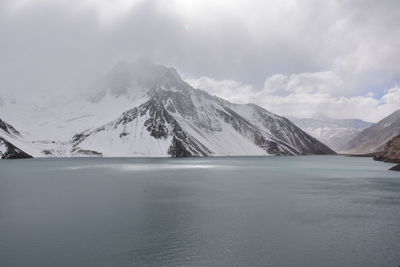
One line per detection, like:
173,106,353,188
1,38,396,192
390,164,400,171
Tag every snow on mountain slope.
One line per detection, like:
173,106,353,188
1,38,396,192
290,116,372,152
0,118,21,138
0,75,149,157
344,110,400,154
72,61,335,157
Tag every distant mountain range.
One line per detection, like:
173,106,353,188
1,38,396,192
344,110,400,154
0,60,335,158
290,115,372,152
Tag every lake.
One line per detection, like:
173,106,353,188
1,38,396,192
0,156,399,266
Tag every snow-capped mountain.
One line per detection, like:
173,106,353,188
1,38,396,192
71,60,335,157
290,115,372,152
344,110,400,154
0,60,335,158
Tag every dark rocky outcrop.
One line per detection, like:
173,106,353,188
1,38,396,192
0,118,32,159
373,135,400,171
0,137,32,159
390,164,400,171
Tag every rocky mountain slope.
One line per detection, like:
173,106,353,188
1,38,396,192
0,118,20,137
344,110,400,154
0,60,336,158
0,119,32,159
373,135,400,171
0,137,32,159
290,115,372,152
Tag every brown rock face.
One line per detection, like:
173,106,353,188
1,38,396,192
379,135,400,163
373,135,400,171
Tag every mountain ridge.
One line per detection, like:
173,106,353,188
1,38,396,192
344,110,400,153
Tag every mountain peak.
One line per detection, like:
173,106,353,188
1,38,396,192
88,60,186,103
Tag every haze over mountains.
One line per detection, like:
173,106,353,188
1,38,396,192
0,60,335,158
290,111,400,155
290,115,372,152
344,110,400,154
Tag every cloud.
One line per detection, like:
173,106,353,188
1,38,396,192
184,76,255,104
0,0,399,116
186,73,400,122
263,71,343,95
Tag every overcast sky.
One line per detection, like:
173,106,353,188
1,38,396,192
0,0,399,122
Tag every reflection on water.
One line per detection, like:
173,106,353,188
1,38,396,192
61,163,223,171
0,156,399,267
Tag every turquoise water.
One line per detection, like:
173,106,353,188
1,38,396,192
0,156,399,266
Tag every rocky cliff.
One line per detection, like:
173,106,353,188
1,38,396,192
373,135,400,171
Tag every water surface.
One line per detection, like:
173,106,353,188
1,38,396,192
0,156,399,266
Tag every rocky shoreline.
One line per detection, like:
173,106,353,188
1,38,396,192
373,135,400,171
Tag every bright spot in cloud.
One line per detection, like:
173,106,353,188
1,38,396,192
82,0,143,25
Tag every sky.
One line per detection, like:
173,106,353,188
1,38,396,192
0,0,399,122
